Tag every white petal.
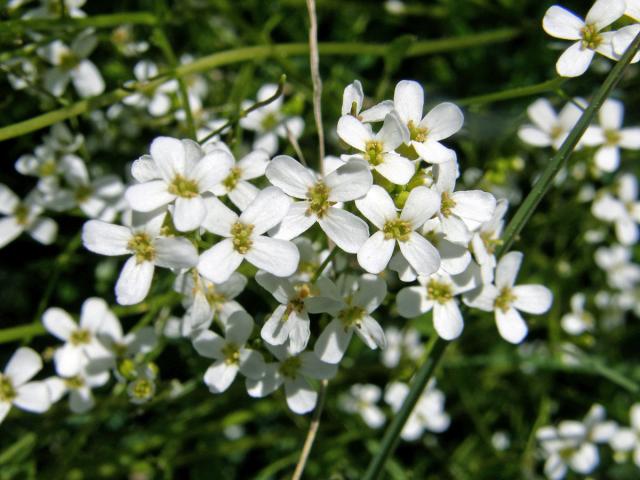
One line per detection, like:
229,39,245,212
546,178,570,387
173,196,206,232
0,185,19,214
201,196,237,236
148,93,171,117
412,140,456,164
154,237,198,269
285,377,317,414
5,347,42,386
355,185,396,229
613,24,640,56
451,190,496,223
619,128,640,149
198,239,244,284
204,360,238,393
495,307,528,344
265,155,315,198
325,158,372,201
79,297,108,332
150,136,186,182
192,329,225,359
224,310,254,345
115,257,154,305
341,80,363,115
337,115,371,151
376,112,407,150
569,443,599,474
125,180,174,212
594,145,620,172
396,286,432,318
319,208,369,253
70,60,104,98
393,80,424,125
245,236,299,277
433,301,463,340
440,214,471,244
353,274,388,313
238,349,266,379
421,102,464,141
314,318,352,364
69,388,94,413
400,186,440,229
192,151,233,192
245,364,282,398
357,231,395,274
355,316,386,350
240,186,292,235
271,202,317,240
360,100,394,123
512,285,553,314
228,181,260,210
53,344,84,377
375,153,415,185
0,218,24,248
42,307,76,341
261,305,292,345
527,98,557,131
586,0,625,31
599,99,624,131
399,233,441,276
495,251,523,289
13,382,51,413
556,42,594,78
542,6,584,40
616,216,639,245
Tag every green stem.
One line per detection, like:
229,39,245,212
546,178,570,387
0,29,519,142
0,323,46,344
1,12,158,33
363,32,640,480
497,31,640,257
455,77,565,107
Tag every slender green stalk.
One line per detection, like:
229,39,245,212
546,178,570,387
0,323,46,344
363,32,640,480
1,12,158,32
497,31,640,257
455,77,565,107
0,29,519,143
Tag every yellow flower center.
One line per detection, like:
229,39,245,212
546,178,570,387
13,204,30,226
279,356,302,379
0,375,16,402
580,24,602,50
231,222,254,254
306,182,334,218
383,218,412,242
339,305,366,329
494,287,516,312
168,174,199,198
440,191,456,217
70,328,91,346
222,342,241,365
408,120,428,142
604,129,621,146
222,167,242,192
364,140,384,166
427,279,453,304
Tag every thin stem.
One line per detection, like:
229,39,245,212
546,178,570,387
291,380,328,480
311,248,338,283
2,12,158,33
455,77,565,107
497,31,640,257
306,0,325,173
0,30,519,142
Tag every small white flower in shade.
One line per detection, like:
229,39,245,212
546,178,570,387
95,312,157,359
537,404,617,479
356,185,440,275
432,160,497,244
4,57,37,91
561,293,595,335
518,98,585,150
23,0,87,19
192,311,266,393
393,80,463,164
609,403,640,466
43,297,116,376
463,251,553,344
122,60,178,117
0,185,57,249
0,347,50,424
542,0,630,78
39,31,105,97
306,274,387,364
384,381,450,441
209,145,270,210
82,211,198,305
591,174,640,245
45,154,124,221
125,137,232,231
291,237,336,283
174,271,247,336
341,80,394,122
396,269,477,341
15,144,63,193
198,186,299,283
339,383,386,428
381,326,424,369
240,84,304,155
337,112,415,185
266,155,371,253
43,122,84,154
45,368,110,414
470,198,509,283
581,99,640,172
594,244,640,290
256,271,316,353
245,342,337,415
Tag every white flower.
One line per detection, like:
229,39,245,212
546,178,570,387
609,403,640,467
24,0,87,19
542,0,630,77
0,347,50,424
561,293,595,335
341,80,394,122
594,244,640,290
0,185,57,249
240,84,304,155
432,160,497,244
337,112,415,185
256,271,315,353
96,313,157,359
122,60,178,117
246,342,337,414
397,269,477,341
592,174,640,245
381,326,424,368
356,185,440,275
4,57,37,91
210,145,270,210
198,186,299,283
39,31,105,97
582,99,640,172
384,381,450,441
339,383,385,428
306,274,387,364
192,311,266,393
518,98,584,150
175,271,247,336
82,211,198,305
537,404,616,479
470,198,509,283
45,368,109,414
393,80,463,164
267,155,371,253
43,297,116,376
464,251,553,344
125,137,232,231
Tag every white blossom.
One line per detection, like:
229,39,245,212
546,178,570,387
518,98,584,150
341,80,394,122
561,293,595,335
339,383,386,428
0,185,57,249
